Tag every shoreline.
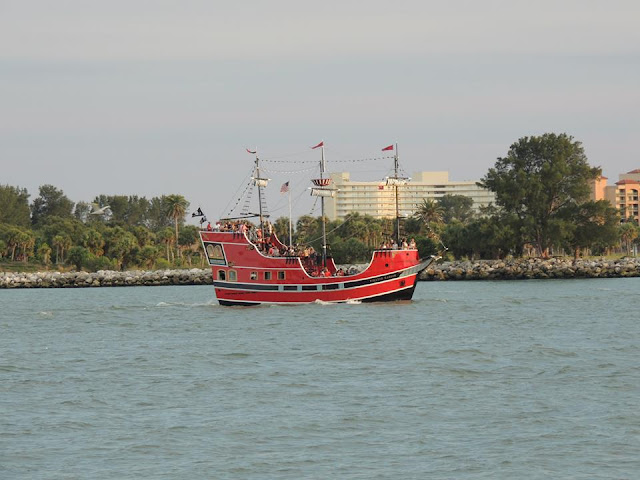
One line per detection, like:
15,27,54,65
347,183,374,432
1,258,639,289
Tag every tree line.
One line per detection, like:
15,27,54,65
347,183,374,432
0,185,194,271
1,133,639,271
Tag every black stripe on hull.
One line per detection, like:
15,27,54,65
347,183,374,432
360,282,417,302
218,299,261,307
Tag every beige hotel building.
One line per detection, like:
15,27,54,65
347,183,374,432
324,171,495,221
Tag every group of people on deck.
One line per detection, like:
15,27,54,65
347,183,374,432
380,238,417,250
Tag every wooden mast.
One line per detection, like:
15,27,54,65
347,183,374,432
394,142,400,245
320,144,327,267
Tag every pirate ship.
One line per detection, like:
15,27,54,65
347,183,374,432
199,143,438,306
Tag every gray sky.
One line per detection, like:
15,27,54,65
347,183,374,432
1,0,639,221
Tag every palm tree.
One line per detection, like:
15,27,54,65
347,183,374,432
52,235,64,264
17,230,35,263
5,227,21,261
619,222,639,256
82,228,105,256
165,195,189,260
37,243,52,265
414,198,444,226
157,227,175,262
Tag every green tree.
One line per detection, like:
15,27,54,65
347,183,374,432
0,185,31,227
82,228,105,256
2,226,22,260
295,215,321,248
415,236,439,259
274,217,291,245
52,234,72,264
139,245,160,269
466,215,519,259
156,227,175,262
178,225,200,265
68,246,90,270
479,133,600,257
330,237,371,264
37,242,52,265
146,196,172,231
16,230,35,263
103,227,138,270
563,200,619,258
132,225,156,248
618,222,639,256
40,217,86,255
414,198,444,225
31,184,75,225
165,194,189,259
438,194,475,224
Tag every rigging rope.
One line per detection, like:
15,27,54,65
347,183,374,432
261,155,394,164
222,166,254,218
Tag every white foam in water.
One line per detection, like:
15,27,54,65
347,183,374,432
156,300,218,308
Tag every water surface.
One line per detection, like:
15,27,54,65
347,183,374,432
1,279,639,479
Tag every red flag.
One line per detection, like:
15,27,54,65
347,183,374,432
246,148,256,154
311,141,324,149
381,145,394,151
280,181,290,193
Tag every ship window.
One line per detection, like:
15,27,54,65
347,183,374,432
250,271,257,280
264,271,272,280
228,270,237,281
277,271,285,280
217,270,226,281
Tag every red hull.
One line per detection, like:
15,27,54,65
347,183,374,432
200,231,434,306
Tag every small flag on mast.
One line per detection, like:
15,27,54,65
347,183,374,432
280,181,290,193
381,145,394,151
246,148,257,154
311,141,324,149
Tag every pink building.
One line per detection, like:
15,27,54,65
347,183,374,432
603,170,640,224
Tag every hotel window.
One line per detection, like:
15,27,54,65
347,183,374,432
228,270,237,282
217,270,226,281
250,271,257,280
264,271,272,280
278,271,286,280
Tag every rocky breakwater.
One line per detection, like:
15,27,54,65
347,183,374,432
0,269,214,289
420,257,640,281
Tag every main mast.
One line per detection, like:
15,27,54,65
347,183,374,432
394,143,400,245
252,153,269,241
320,144,327,266
310,141,332,267
384,142,406,245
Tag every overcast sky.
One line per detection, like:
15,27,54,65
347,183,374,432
1,0,639,221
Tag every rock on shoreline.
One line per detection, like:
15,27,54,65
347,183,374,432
419,257,640,281
1,258,639,289
0,268,213,289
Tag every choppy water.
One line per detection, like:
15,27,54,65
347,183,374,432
1,279,639,479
